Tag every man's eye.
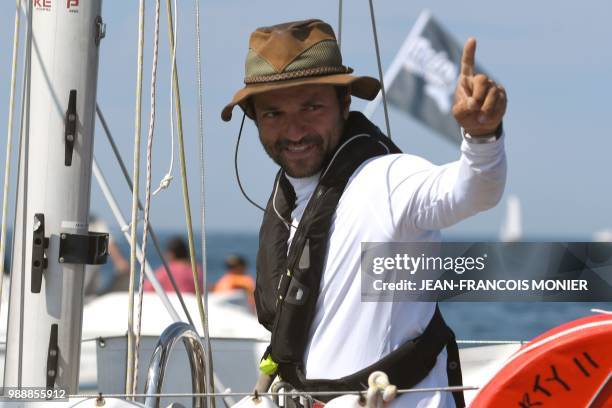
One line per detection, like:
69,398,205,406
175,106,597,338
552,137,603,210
262,111,279,119
307,104,322,111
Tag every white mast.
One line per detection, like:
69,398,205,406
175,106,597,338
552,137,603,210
5,0,104,393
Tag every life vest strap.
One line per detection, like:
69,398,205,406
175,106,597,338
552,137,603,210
277,305,465,407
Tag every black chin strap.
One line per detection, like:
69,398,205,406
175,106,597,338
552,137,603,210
234,111,298,230
234,111,266,212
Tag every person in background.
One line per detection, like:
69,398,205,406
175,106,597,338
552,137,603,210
84,215,130,297
143,236,203,294
213,255,255,307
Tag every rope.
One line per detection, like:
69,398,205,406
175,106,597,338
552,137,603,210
95,105,194,328
193,0,216,406
126,0,146,398
367,0,392,140
92,158,182,323
68,386,479,401
164,0,208,355
337,0,343,50
133,0,161,395
152,0,178,196
0,0,22,312
122,216,142,233
0,337,532,348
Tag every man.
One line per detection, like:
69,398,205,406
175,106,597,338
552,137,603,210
221,19,506,407
143,236,203,294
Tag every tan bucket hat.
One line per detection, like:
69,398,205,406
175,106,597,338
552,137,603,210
221,19,381,121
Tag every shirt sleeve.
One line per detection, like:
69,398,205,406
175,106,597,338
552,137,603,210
391,132,507,231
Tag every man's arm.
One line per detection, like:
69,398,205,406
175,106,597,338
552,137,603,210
404,131,506,231
398,37,508,231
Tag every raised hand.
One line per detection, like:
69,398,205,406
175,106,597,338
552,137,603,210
452,38,507,137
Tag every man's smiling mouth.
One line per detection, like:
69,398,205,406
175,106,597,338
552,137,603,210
286,144,313,153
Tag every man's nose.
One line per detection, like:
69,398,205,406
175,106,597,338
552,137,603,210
284,114,310,141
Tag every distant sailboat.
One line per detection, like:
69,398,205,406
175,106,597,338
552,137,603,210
593,229,612,242
499,194,522,242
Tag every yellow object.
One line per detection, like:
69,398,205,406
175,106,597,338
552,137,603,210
259,355,278,375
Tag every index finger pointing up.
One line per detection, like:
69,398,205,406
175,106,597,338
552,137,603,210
460,37,477,77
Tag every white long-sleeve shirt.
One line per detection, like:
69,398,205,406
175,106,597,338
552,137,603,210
285,132,506,407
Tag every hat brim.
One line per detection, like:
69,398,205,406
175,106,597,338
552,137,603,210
221,74,381,122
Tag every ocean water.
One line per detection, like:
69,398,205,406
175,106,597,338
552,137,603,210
18,230,612,342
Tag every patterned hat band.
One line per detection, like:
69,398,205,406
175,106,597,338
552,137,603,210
244,65,353,85
221,20,381,122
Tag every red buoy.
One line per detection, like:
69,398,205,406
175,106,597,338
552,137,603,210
471,313,612,408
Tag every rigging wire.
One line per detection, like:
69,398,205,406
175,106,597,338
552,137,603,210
68,385,480,401
133,0,161,395
14,0,33,384
193,0,216,405
3,0,35,385
126,0,146,398
96,105,195,328
91,158,183,323
0,0,22,314
163,0,209,361
367,0,392,140
337,0,343,50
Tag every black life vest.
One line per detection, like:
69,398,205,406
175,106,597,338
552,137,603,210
255,112,465,406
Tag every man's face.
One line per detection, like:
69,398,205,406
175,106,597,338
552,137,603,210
252,84,350,178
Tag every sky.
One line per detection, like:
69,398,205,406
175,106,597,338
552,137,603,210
0,0,610,238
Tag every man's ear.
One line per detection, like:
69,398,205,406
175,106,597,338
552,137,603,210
342,95,351,120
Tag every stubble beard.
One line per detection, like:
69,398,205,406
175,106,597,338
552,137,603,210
259,119,345,178
259,133,327,178
284,135,325,178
